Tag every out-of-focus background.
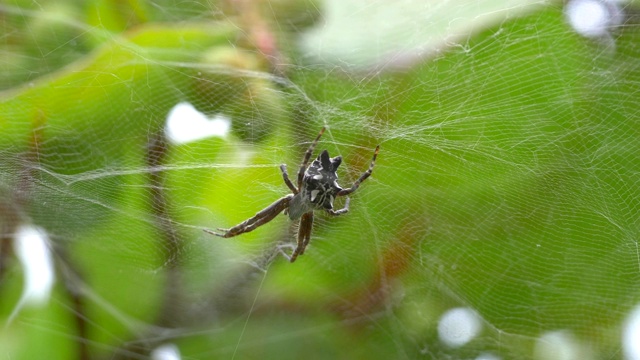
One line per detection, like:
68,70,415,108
1,0,640,359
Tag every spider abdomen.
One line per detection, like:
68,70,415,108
287,149,343,220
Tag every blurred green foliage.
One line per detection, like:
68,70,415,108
1,0,640,359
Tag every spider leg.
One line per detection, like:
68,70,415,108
205,194,293,238
276,243,296,262
280,164,298,194
337,145,379,196
289,212,314,263
297,127,326,189
325,197,350,216
300,212,314,255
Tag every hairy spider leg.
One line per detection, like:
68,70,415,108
279,164,298,194
297,127,326,189
289,212,314,262
205,194,293,238
337,145,380,196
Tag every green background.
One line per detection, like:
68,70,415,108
1,0,639,359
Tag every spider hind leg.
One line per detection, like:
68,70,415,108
289,212,314,263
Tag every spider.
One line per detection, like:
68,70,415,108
205,127,379,262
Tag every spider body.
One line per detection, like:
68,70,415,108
287,150,342,220
206,127,379,262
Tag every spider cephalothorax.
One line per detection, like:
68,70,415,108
205,127,379,262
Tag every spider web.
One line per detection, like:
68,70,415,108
1,0,640,359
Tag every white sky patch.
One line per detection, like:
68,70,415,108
6,225,55,326
533,330,589,360
438,307,483,347
564,0,623,38
165,102,230,145
151,343,181,360
300,0,543,69
623,304,640,360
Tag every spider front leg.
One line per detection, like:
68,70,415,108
205,194,293,238
337,145,380,196
297,127,326,189
280,164,298,194
325,197,350,216
289,212,314,263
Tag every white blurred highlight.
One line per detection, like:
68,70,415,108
151,343,181,360
476,353,501,360
437,307,483,347
565,0,623,38
623,304,640,360
6,225,55,326
534,330,588,360
166,102,230,144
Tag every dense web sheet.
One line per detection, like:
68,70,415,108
1,0,640,359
